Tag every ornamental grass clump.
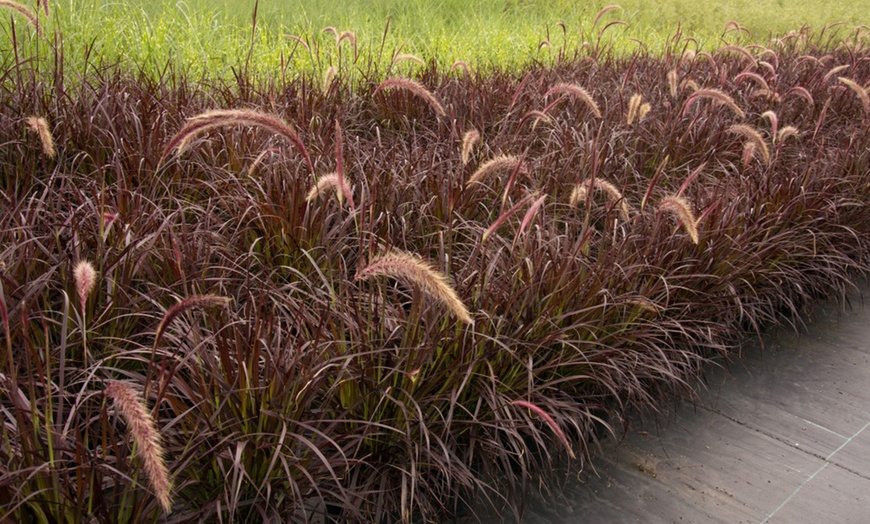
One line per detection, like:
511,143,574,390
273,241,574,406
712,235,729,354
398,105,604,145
2,24,870,524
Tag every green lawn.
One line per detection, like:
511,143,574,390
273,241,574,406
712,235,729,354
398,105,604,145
15,0,868,79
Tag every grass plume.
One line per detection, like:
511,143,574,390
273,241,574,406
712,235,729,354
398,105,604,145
356,250,473,324
626,93,642,125
570,178,631,221
461,129,480,165
684,88,746,119
105,381,172,513
392,53,425,67
728,123,770,164
466,154,523,187
26,116,56,158
0,1,42,35
545,82,602,118
667,69,678,98
153,294,231,350
373,77,446,117
838,77,869,113
659,195,700,244
160,109,314,173
777,126,800,143
73,260,96,312
306,172,350,205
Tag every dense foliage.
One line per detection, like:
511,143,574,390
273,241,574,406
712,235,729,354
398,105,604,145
1,14,869,523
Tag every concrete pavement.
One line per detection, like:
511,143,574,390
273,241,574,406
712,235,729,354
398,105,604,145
523,285,870,523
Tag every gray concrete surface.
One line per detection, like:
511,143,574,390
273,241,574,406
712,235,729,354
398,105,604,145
523,286,870,523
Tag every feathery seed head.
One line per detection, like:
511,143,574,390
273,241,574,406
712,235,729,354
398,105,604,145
460,129,480,166
569,184,588,207
73,260,96,311
659,195,699,244
356,251,473,324
777,126,800,143
0,1,42,35
626,93,643,125
373,77,446,117
742,141,757,169
638,102,652,122
684,88,746,119
545,83,602,118
667,69,678,98
466,154,523,187
323,66,337,94
154,295,231,350
823,64,849,82
105,381,172,512
570,179,630,221
838,77,870,113
760,110,779,138
26,116,56,158
161,109,314,173
449,60,470,75
392,53,425,67
306,172,351,205
728,124,770,164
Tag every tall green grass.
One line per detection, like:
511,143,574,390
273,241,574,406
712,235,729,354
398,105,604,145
12,0,870,79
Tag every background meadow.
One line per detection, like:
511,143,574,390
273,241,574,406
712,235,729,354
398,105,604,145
17,0,870,78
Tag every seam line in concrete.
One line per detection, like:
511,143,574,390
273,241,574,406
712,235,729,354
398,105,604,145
760,462,829,523
760,419,870,522
801,418,848,440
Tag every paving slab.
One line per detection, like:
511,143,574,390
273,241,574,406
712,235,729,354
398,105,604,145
522,285,870,524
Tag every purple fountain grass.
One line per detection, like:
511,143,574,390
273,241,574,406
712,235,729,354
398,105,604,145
460,129,480,166
106,381,172,512
373,77,446,117
684,88,746,119
777,126,800,143
153,294,231,350
466,154,523,188
356,250,473,324
544,82,602,118
659,195,700,244
73,260,96,312
838,77,869,113
728,124,770,164
0,1,42,35
160,109,314,173
392,53,425,67
306,172,351,206
25,116,56,158
512,400,575,459
570,178,631,221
